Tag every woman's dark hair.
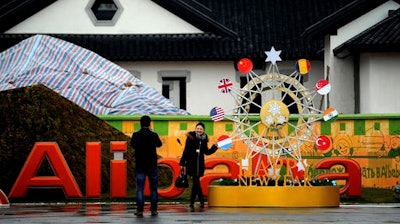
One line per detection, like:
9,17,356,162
196,122,205,129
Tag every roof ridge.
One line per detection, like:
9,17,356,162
333,7,400,57
151,0,237,39
0,0,57,33
302,0,391,40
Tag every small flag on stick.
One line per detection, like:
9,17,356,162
218,78,233,94
210,106,225,122
217,135,232,150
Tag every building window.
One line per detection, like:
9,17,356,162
86,0,123,26
158,70,190,110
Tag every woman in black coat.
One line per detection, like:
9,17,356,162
179,122,218,211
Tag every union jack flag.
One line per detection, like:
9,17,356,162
218,78,233,93
210,106,225,121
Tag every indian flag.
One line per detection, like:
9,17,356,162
323,107,338,121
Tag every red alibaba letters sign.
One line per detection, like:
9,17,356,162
2,142,362,201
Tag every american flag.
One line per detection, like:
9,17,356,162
210,106,225,121
218,78,233,93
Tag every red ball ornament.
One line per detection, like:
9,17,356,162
315,135,331,151
316,79,331,95
237,58,253,74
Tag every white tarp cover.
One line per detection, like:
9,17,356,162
0,35,189,115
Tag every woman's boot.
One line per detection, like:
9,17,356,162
199,196,205,211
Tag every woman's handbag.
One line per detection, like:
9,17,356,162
174,168,189,188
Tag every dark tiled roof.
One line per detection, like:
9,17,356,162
302,0,400,40
0,0,353,62
0,0,56,32
152,0,238,39
333,9,400,58
0,33,237,61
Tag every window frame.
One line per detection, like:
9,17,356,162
158,70,190,110
85,0,123,26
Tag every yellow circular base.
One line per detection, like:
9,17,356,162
208,185,340,208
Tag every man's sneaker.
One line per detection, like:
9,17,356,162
134,211,143,217
189,204,195,212
151,211,158,216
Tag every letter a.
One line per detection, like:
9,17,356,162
9,142,82,198
0,189,9,207
315,157,361,197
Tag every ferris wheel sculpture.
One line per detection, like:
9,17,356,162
212,47,338,181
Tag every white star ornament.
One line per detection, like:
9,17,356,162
265,46,282,65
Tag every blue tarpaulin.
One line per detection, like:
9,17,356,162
0,35,189,115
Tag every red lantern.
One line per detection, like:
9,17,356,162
237,58,253,74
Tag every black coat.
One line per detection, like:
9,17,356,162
179,131,218,177
130,127,162,171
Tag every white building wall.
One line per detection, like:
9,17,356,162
360,53,400,113
5,0,202,34
117,61,237,115
324,35,355,114
325,51,355,114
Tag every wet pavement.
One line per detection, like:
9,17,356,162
0,203,399,223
